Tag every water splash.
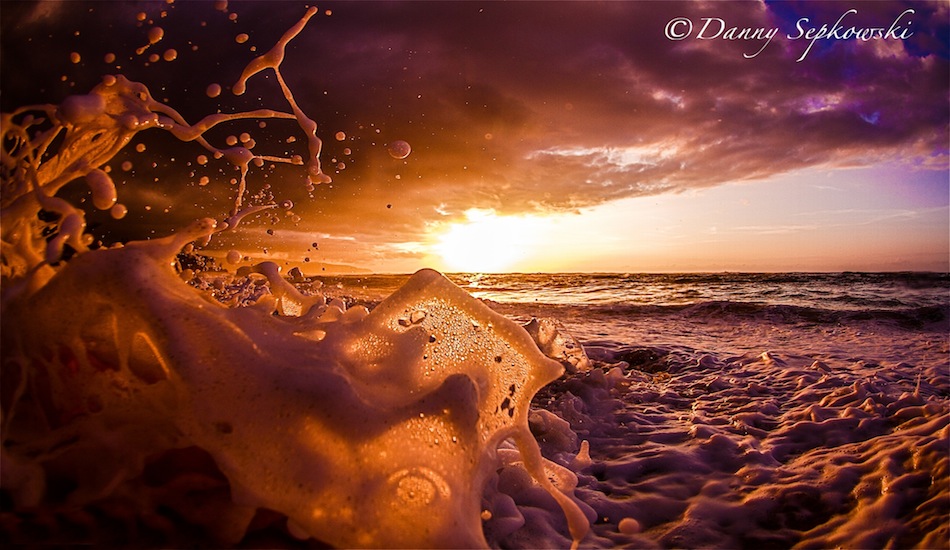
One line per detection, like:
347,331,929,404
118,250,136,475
0,6,589,548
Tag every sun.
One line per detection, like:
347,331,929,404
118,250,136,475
433,209,549,273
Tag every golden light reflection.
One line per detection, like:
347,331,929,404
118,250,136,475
433,209,552,273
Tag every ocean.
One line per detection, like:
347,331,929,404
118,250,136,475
317,271,949,314
304,270,950,548
317,271,949,344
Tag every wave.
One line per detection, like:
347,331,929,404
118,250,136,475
311,272,949,330
529,300,950,330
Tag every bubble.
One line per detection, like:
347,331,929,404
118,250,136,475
206,83,222,98
343,147,352,155
387,140,411,159
163,49,177,61
335,131,346,141
110,203,128,219
104,52,116,63
69,52,81,64
236,33,249,44
281,200,294,210
336,162,345,170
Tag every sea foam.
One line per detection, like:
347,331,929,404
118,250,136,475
0,6,588,548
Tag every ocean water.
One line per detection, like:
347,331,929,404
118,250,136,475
310,270,950,548
318,271,949,342
319,271,949,312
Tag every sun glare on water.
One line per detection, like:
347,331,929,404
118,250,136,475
434,209,550,273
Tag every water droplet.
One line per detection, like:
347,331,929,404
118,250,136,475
110,203,128,219
387,140,411,159
147,26,164,44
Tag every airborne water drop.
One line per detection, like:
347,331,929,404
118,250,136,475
387,140,411,159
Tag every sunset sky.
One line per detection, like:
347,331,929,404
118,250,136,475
2,0,947,273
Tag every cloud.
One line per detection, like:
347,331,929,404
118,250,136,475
267,1,947,233
3,0,946,267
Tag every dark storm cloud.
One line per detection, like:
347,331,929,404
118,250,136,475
2,0,946,253
279,0,948,224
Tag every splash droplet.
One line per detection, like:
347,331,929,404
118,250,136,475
387,140,411,160
110,203,128,219
147,26,164,45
